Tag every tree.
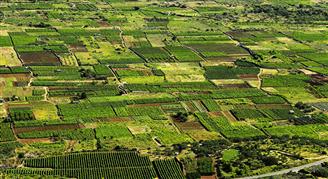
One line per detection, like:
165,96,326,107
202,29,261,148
80,92,87,99
261,156,279,166
222,162,232,173
197,157,214,175
173,112,188,122
80,69,96,79
313,166,328,178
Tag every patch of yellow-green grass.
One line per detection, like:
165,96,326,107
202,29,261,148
121,12,147,31
261,87,279,93
248,41,289,51
0,47,21,66
75,52,98,65
1,77,32,97
48,96,72,104
0,104,6,118
71,139,97,152
168,19,209,33
59,54,78,66
217,98,253,105
222,149,239,162
127,125,151,135
88,92,174,103
250,37,312,52
154,62,204,75
0,30,8,36
248,166,277,176
186,130,220,141
201,61,234,67
95,42,140,62
153,62,205,82
271,87,326,104
165,74,206,82
121,76,165,84
123,35,149,48
147,34,166,47
300,151,325,160
211,79,245,85
100,134,158,149
17,141,66,156
52,3,70,9
261,68,279,75
319,131,328,140
127,63,148,69
31,101,60,120
276,37,313,51
94,42,112,56
246,80,260,88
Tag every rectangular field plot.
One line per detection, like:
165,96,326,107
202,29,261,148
152,63,206,82
165,46,203,62
131,47,174,62
153,159,184,179
0,36,12,47
300,53,328,66
58,103,116,121
0,123,16,142
19,52,61,66
4,152,158,179
186,43,249,60
205,66,260,79
264,124,328,140
195,112,265,140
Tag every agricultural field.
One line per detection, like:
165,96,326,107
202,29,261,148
0,0,327,179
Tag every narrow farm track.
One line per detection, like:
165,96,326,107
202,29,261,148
117,26,126,48
257,69,263,89
222,111,237,122
236,157,328,179
43,87,48,101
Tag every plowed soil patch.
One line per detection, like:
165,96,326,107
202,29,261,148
19,51,60,66
14,124,83,134
18,138,52,144
175,121,205,131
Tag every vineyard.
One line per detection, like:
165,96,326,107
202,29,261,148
0,0,328,178
1,152,184,179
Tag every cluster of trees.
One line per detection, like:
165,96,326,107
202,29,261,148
173,112,189,122
0,11,3,20
249,4,328,22
295,102,315,113
282,162,328,178
177,136,327,178
79,69,96,79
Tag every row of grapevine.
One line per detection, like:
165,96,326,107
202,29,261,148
25,151,152,169
2,166,157,179
153,159,185,179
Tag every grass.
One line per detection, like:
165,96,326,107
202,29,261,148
75,52,98,65
152,63,206,82
121,76,165,84
96,123,133,139
267,87,319,103
222,149,239,162
0,36,12,47
0,47,22,66
31,101,60,120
